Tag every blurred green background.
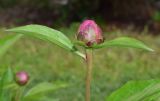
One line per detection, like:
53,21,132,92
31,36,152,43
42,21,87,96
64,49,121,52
0,0,160,101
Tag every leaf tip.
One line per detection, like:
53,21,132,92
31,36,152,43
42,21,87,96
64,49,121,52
145,47,154,52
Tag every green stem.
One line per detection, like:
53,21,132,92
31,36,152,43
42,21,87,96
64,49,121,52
15,87,24,101
85,49,93,101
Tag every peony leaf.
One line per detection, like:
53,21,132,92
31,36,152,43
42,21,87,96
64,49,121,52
107,79,160,101
92,37,153,51
6,25,85,58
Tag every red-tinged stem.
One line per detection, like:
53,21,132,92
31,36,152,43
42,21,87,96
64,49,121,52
85,49,93,101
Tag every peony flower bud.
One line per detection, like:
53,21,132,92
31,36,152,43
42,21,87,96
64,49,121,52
77,20,104,46
15,71,29,86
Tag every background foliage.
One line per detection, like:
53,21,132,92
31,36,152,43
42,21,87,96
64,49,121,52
0,0,159,29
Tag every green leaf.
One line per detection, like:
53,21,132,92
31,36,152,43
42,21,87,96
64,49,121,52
0,34,22,58
0,68,14,101
106,79,160,101
6,25,85,58
6,25,75,51
24,82,67,99
0,68,14,90
92,37,153,51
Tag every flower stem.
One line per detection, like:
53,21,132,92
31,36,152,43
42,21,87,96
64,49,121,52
15,87,24,101
85,49,93,101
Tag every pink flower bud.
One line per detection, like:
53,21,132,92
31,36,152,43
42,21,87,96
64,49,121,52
15,71,29,86
77,20,104,46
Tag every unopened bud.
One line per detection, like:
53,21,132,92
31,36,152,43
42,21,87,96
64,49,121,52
15,71,29,86
77,20,104,47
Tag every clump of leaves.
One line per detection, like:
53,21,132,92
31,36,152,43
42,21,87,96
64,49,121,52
0,68,67,101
